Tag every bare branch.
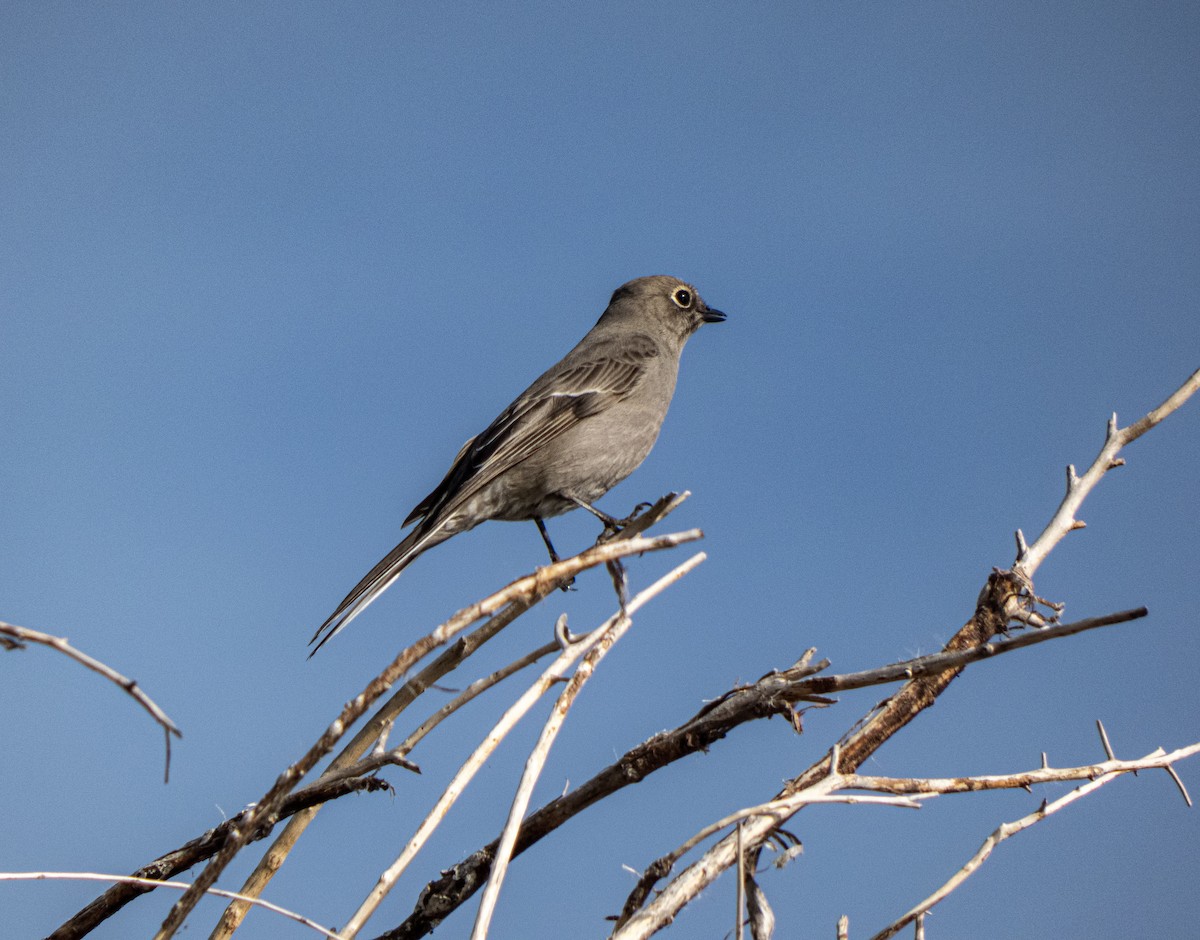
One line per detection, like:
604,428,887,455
202,493,696,939
1,619,182,781
1017,367,1200,577
341,553,705,938
152,510,701,939
471,554,704,940
46,776,393,940
869,773,1117,940
845,742,1200,797
381,605,1145,939
614,743,1200,940
1,871,340,938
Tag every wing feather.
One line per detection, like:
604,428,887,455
405,334,657,528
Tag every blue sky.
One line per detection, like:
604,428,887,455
3,3,1198,938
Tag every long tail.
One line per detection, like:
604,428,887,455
308,522,452,656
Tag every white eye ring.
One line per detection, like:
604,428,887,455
671,287,693,309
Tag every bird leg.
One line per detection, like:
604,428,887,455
534,517,575,591
567,497,654,537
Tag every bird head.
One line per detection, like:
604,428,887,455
602,275,726,345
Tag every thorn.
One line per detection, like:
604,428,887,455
1165,764,1194,807
1096,720,1116,761
1070,520,1088,531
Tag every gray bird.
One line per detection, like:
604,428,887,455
310,274,725,653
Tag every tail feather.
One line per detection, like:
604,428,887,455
308,522,451,656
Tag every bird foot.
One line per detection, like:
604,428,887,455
596,501,655,542
611,501,654,528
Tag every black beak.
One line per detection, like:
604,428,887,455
701,306,727,324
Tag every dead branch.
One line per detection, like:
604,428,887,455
2,871,340,938
1,619,182,780
470,555,703,940
198,494,696,939
865,740,1200,940
45,775,392,940
617,741,1199,939
604,369,1199,939
371,605,1143,939
339,553,704,938
1015,367,1200,580
148,504,700,940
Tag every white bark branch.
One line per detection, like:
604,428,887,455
865,755,1171,940
1016,367,1200,579
614,742,1200,940
470,552,706,940
0,871,338,938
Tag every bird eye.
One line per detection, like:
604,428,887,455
671,287,693,309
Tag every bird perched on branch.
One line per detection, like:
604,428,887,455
310,274,726,654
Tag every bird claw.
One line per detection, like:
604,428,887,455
612,501,654,528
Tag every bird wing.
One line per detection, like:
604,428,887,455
404,333,658,529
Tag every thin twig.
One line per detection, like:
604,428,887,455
1,620,182,780
0,871,339,938
399,640,561,756
1017,367,1200,578
868,774,1114,940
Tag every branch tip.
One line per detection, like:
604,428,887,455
1164,764,1193,807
